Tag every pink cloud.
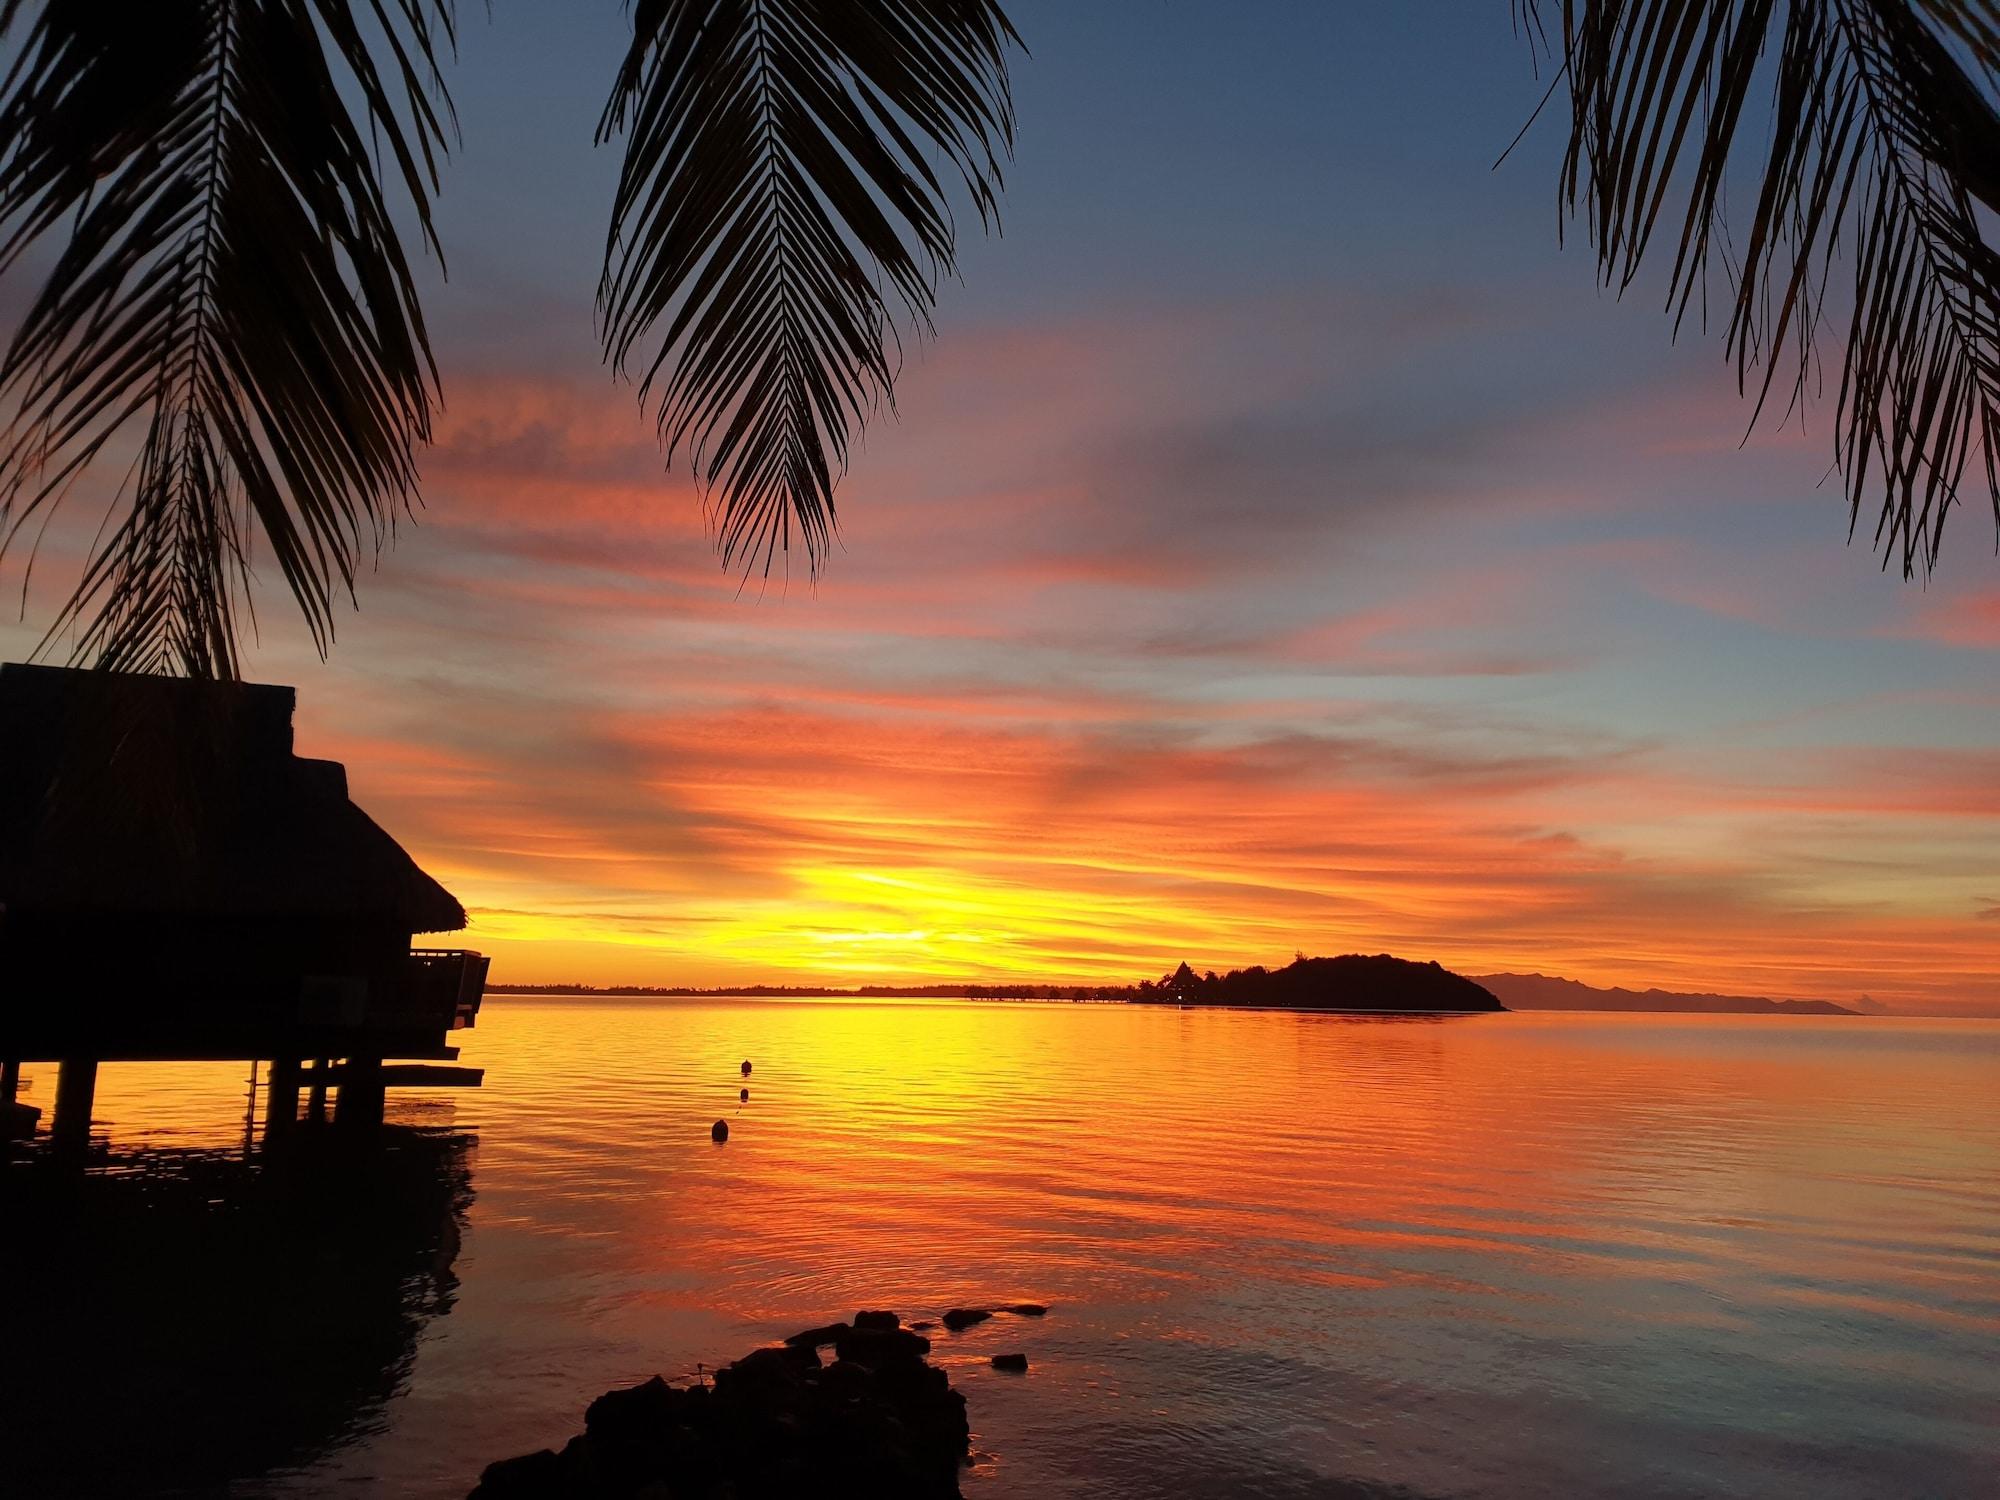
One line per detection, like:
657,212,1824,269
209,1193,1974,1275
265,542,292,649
1896,588,2000,650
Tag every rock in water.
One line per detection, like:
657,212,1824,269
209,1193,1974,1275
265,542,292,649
469,1321,971,1499
739,1087,749,1102
740,1059,752,1076
583,1374,678,1440
1001,1303,1047,1317
783,1321,851,1348
853,1309,900,1331
941,1307,991,1331
834,1325,932,1364
990,1353,1029,1373
710,1119,729,1143
469,1449,560,1497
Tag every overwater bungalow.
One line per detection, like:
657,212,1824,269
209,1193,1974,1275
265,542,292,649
0,664,486,1141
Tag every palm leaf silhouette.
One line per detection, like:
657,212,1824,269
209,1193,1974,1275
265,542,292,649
4,1,1992,679
1520,0,2000,574
0,0,455,676
595,0,1020,578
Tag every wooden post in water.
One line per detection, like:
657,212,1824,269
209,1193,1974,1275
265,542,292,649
0,1058,21,1142
335,1055,385,1129
52,1058,97,1150
265,1056,302,1138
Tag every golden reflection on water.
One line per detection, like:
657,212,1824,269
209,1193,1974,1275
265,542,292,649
11,1004,2000,1499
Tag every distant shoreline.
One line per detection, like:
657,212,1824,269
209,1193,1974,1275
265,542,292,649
483,988,1505,1017
483,983,1117,1000
484,981,1859,1017
485,953,1507,1012
478,987,2000,1018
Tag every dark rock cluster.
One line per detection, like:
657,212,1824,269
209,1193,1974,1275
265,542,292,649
469,1312,970,1499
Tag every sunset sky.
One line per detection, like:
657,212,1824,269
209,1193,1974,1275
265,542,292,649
4,3,1997,1012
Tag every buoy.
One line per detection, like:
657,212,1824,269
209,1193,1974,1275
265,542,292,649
711,1119,729,1142
739,1087,749,1103
740,1059,752,1076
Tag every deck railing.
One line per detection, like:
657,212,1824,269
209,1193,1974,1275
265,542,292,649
406,949,490,1030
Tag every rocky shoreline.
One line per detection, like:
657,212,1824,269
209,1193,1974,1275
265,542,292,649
469,1306,1045,1499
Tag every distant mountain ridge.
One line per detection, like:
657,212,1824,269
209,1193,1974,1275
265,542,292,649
1473,972,1857,1016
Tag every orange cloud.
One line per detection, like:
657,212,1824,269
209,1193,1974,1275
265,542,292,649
7,291,1995,1017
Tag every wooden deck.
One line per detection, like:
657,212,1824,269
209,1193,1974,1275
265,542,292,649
1,952,490,1147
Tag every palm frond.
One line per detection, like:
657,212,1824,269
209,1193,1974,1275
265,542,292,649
1520,0,2000,574
596,0,1020,578
0,0,456,677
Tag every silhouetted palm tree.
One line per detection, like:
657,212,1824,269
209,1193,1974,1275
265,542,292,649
0,0,1016,676
0,2,1994,680
1521,0,2000,577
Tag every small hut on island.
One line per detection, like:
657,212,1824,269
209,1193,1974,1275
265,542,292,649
0,663,487,1143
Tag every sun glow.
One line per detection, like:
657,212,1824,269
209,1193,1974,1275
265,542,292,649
106,326,1992,1015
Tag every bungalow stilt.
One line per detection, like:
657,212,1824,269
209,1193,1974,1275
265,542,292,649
52,1058,96,1149
265,1056,302,1137
335,1055,386,1129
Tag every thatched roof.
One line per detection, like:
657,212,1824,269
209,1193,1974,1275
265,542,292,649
0,664,465,933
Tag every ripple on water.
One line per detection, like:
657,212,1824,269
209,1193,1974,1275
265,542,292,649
6,1003,1996,1500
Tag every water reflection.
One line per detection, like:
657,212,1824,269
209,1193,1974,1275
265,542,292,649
0,1123,473,1496
3,1008,1996,1499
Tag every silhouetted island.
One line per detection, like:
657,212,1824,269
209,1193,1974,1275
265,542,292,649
1131,955,1504,1013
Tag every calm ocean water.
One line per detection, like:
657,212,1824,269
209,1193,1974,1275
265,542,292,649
6,1002,1997,1498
